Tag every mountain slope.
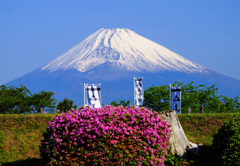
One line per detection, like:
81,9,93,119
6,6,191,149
42,28,206,74
6,28,240,106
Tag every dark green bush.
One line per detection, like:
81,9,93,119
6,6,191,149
212,118,240,166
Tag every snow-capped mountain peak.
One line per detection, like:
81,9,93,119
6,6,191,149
42,28,206,73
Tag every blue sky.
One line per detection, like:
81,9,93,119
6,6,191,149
1,0,240,85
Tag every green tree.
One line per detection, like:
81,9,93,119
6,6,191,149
0,85,57,114
110,100,131,107
57,98,77,112
0,85,32,113
143,85,169,111
179,82,221,113
31,91,57,113
143,82,240,113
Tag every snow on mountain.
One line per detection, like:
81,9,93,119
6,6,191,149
7,28,240,105
42,28,207,73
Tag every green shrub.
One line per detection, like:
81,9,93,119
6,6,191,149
212,118,240,166
164,151,192,166
40,106,171,165
57,98,77,112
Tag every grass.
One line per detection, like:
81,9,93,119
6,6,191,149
178,113,240,146
178,113,240,166
0,112,239,165
0,114,52,165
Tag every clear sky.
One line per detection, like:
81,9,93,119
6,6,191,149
1,0,240,85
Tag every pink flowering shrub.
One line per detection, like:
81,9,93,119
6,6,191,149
40,105,171,166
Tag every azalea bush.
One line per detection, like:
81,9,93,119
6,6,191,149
40,105,171,166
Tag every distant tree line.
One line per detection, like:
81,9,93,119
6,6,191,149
0,85,76,114
110,100,131,107
2,81,240,114
143,81,240,113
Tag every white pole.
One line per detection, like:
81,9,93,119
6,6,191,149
99,83,102,106
180,85,181,113
134,77,136,106
142,78,144,106
169,84,172,111
84,83,86,107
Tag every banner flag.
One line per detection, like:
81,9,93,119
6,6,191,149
134,77,144,106
171,86,181,114
84,84,102,108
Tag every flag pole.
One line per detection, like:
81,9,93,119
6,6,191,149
99,84,102,107
169,84,171,111
134,77,136,106
84,83,86,107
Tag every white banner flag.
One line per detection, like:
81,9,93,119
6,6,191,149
85,84,102,108
171,86,181,114
134,77,144,106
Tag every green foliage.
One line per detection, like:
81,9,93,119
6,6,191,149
31,91,57,113
220,96,240,113
57,98,77,112
0,85,33,113
0,131,6,163
110,100,131,107
212,118,240,166
144,85,169,111
144,81,240,113
164,151,192,166
179,82,221,113
0,85,57,114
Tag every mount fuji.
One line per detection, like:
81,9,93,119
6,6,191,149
6,28,240,106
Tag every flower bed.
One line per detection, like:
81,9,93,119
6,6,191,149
40,106,171,165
